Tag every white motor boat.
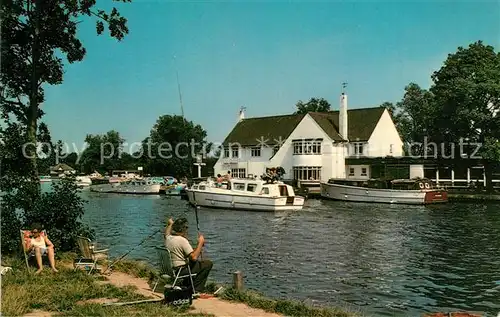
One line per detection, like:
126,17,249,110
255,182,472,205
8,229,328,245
186,178,305,211
90,179,161,194
75,176,92,187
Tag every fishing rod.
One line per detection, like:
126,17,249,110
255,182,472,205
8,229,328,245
103,227,162,274
192,193,203,259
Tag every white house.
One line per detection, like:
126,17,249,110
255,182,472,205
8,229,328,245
214,93,404,183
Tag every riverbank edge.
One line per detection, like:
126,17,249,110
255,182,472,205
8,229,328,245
1,253,361,317
304,191,500,202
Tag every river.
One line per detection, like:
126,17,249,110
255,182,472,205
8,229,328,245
77,189,499,316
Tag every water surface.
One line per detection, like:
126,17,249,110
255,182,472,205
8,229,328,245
79,189,500,316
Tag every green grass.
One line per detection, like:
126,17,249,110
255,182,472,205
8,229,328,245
0,256,210,317
1,253,361,317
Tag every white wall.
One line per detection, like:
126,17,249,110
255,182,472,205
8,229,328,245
366,109,404,157
270,114,338,181
346,164,370,179
214,146,273,177
410,164,424,179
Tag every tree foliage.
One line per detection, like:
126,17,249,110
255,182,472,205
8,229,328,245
0,0,130,254
138,115,209,177
79,130,125,174
381,40,500,190
294,98,331,114
1,0,130,179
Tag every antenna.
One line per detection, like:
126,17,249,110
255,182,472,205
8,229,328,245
176,70,184,118
341,82,348,94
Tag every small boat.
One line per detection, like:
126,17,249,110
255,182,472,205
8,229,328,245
320,178,448,205
40,176,52,182
186,178,305,211
75,176,92,187
90,179,161,194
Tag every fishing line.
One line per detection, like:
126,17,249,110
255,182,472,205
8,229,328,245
103,227,162,274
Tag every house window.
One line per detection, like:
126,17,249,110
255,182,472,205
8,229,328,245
272,146,279,156
361,168,367,176
233,182,246,190
293,139,322,155
292,166,321,181
389,144,393,154
349,168,355,176
251,147,261,157
353,143,364,155
231,146,239,158
224,147,230,158
231,168,246,178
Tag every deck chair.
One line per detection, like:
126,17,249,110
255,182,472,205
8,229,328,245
152,246,197,295
20,229,49,269
74,236,109,274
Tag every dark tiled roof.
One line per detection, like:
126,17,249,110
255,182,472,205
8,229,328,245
222,107,385,146
309,107,385,142
222,114,306,146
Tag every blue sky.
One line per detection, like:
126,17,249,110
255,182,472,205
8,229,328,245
42,0,499,151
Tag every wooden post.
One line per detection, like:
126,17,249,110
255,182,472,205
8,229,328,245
233,271,243,290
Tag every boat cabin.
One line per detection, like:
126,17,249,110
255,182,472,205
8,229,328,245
327,178,437,190
191,178,297,198
127,179,154,186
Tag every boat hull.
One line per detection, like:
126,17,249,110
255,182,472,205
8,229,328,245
90,183,161,194
320,182,448,205
186,190,305,211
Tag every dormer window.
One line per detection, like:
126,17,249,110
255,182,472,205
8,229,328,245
231,146,239,158
352,142,364,155
251,147,261,157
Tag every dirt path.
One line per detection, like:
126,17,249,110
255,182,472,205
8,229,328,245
99,269,283,317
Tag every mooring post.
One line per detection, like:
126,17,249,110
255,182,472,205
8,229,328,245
233,271,244,290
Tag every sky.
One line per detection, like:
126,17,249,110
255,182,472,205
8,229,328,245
41,0,500,152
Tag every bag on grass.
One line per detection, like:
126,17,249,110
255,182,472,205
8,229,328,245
163,286,193,306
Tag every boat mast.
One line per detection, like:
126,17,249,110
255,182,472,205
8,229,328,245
176,70,184,118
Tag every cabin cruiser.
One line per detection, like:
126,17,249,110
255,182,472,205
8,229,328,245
186,177,305,211
90,179,161,194
320,178,448,205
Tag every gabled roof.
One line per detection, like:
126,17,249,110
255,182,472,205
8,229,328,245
221,107,386,146
222,113,306,146
309,107,386,142
50,163,75,171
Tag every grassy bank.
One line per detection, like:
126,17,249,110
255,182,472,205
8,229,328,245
1,253,360,317
0,256,208,317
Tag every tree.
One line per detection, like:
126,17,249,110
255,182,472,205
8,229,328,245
0,0,130,254
79,130,125,174
1,0,130,181
430,41,500,190
141,115,209,177
294,98,331,114
379,84,440,156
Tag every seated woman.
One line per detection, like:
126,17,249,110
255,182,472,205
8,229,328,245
29,223,58,274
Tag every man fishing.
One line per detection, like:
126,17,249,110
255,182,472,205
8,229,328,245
164,217,213,294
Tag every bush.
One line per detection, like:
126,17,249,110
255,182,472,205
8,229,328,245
24,175,94,252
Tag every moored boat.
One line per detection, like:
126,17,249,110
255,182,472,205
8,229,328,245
186,178,305,211
40,176,52,182
90,179,161,194
320,178,448,205
75,176,92,187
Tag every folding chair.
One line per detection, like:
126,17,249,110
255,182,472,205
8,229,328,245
74,236,109,274
152,246,197,295
20,229,49,269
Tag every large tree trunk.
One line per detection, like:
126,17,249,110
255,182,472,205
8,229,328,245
26,0,40,183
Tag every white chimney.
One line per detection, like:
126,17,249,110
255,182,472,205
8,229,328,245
339,93,348,140
238,106,246,122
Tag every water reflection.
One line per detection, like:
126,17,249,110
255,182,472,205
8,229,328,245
79,191,500,316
